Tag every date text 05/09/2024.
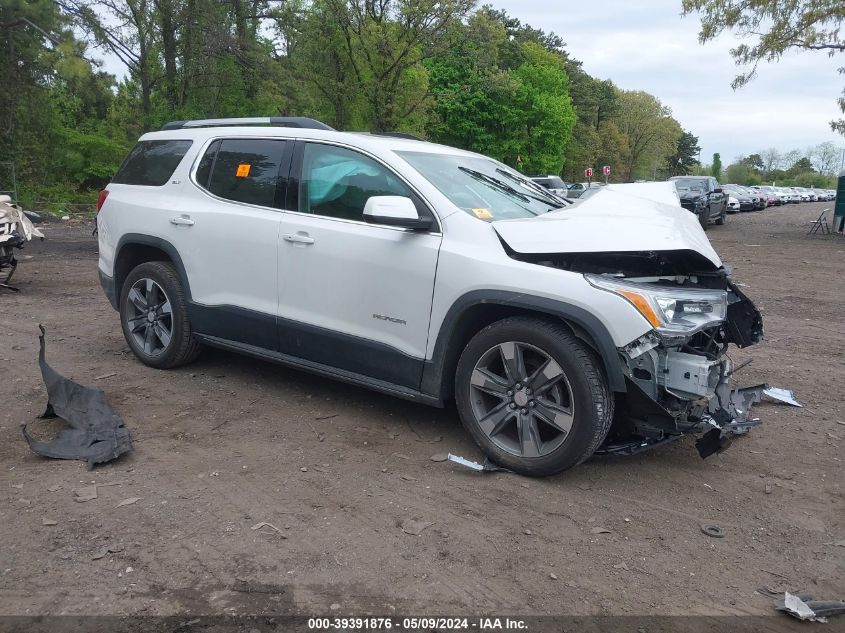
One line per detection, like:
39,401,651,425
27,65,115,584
307,617,528,630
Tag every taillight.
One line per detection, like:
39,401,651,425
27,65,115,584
96,189,109,213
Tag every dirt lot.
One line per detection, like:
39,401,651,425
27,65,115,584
1,202,843,622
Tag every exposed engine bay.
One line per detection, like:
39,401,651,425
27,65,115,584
0,195,44,291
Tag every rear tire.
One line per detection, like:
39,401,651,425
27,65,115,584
119,261,201,369
454,317,614,476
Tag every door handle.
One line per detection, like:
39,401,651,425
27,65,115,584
283,233,315,245
170,215,194,226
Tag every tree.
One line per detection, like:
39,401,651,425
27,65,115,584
59,0,159,127
787,156,815,176
667,130,701,176
682,0,845,134
810,141,843,175
781,149,803,171
316,0,476,132
725,162,761,185
760,147,782,173
741,153,764,171
426,11,576,174
615,90,682,181
711,152,722,178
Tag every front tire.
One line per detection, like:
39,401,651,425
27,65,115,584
119,261,201,369
454,317,614,476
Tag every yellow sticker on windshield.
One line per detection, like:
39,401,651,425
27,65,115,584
471,208,493,219
236,163,251,178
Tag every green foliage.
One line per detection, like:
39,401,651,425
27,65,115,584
682,0,844,134
426,11,577,172
667,131,701,176
615,91,682,180
711,153,722,178
724,162,760,185
2,0,698,206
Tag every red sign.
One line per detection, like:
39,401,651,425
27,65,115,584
585,167,593,178
603,165,611,176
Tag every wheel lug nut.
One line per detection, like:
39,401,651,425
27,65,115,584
509,403,516,410
529,400,535,407
525,388,532,395
507,390,513,396
515,383,522,389
520,408,527,415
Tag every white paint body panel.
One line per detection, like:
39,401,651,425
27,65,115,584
98,125,723,370
98,144,281,315
277,211,441,359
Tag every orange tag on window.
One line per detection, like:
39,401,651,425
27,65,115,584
471,208,493,219
236,163,251,178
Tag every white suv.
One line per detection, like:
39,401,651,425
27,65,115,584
97,117,763,476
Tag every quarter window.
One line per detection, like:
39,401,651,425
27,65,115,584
113,140,193,186
299,144,411,221
199,138,286,208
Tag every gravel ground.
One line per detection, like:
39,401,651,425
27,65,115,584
0,202,843,624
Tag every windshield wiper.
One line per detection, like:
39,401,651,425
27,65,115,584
458,166,531,204
494,168,572,207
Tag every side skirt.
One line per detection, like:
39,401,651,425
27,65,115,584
194,334,444,408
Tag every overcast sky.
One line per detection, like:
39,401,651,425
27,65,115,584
490,0,845,167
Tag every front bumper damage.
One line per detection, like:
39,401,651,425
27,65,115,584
598,280,769,458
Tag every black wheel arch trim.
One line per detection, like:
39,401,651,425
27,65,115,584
113,234,192,306
421,290,627,399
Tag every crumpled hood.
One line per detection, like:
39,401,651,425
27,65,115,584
492,187,722,267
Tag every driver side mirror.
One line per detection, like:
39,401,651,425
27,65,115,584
363,196,431,230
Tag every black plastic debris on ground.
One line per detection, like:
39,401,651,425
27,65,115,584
21,325,132,468
776,592,845,623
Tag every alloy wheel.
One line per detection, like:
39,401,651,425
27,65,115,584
125,278,173,356
468,341,575,459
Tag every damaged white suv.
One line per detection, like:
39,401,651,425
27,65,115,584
97,117,763,476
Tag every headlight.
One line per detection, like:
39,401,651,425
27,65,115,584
585,274,727,336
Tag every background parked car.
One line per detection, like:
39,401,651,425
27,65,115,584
530,175,570,198
723,185,755,212
750,186,779,206
735,185,765,210
668,176,727,228
726,195,741,212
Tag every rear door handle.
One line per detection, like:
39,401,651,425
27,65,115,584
283,233,315,245
170,215,194,226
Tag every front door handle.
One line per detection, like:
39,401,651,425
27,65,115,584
170,215,194,226
283,232,315,245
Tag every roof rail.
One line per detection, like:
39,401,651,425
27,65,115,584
367,131,424,141
160,117,335,131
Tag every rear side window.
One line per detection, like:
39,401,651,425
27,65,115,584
113,140,193,186
197,138,286,208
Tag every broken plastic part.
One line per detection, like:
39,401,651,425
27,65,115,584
447,453,512,473
777,592,845,622
763,387,802,407
21,326,132,468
